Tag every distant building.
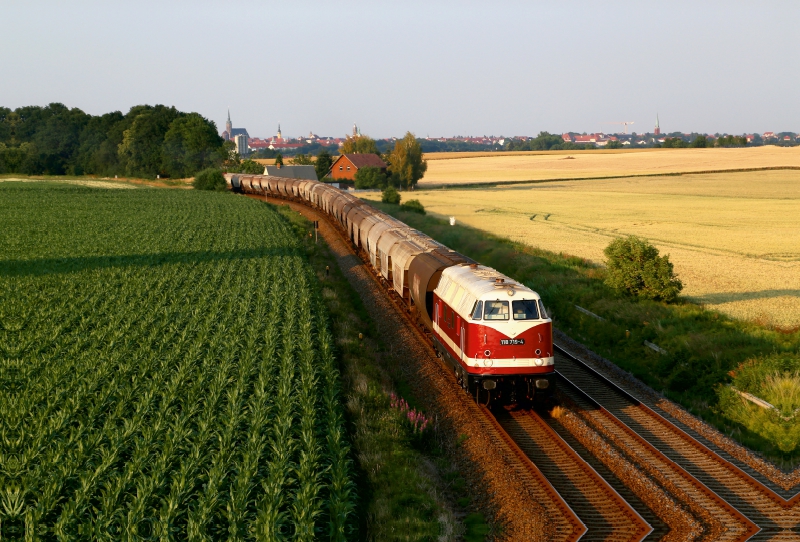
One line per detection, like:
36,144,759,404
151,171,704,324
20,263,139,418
329,153,388,180
247,138,271,152
234,133,248,156
654,114,661,136
222,110,249,141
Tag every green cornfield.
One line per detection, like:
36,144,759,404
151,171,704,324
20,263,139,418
0,183,355,540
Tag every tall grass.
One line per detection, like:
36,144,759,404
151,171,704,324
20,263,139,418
763,372,800,416
720,354,800,459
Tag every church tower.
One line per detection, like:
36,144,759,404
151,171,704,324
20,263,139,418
277,124,282,140
654,114,661,135
225,110,233,139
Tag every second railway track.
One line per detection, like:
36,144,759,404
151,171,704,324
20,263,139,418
556,345,800,539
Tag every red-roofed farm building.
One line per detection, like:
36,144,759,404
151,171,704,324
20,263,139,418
329,153,388,180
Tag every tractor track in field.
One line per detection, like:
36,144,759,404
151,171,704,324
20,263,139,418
248,191,800,540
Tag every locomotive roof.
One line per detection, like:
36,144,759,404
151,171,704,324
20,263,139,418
435,264,538,319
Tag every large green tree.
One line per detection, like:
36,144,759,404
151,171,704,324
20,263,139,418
315,149,333,180
162,113,224,178
0,103,226,177
340,134,379,155
117,106,181,177
387,132,427,190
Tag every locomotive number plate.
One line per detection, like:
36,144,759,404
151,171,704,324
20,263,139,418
500,339,525,345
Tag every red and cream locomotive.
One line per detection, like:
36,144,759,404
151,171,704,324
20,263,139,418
431,263,554,404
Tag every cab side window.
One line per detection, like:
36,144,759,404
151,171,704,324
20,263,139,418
471,301,483,320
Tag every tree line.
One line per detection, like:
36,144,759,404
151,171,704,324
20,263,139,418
660,134,748,148
0,103,227,178
335,132,427,191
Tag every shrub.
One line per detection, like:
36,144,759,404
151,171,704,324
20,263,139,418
381,186,401,204
603,236,683,302
354,166,387,189
400,199,425,214
239,159,263,174
192,168,226,191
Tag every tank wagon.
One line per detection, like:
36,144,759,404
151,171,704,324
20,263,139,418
225,173,555,405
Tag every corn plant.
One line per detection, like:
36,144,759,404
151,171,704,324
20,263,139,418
0,184,356,540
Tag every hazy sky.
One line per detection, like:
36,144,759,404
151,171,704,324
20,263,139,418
2,1,798,139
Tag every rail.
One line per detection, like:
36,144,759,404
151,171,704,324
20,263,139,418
554,343,800,538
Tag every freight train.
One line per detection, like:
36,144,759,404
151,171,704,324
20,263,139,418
226,173,555,405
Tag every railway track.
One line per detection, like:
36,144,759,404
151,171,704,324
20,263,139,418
494,407,652,541
555,345,800,539
251,192,800,540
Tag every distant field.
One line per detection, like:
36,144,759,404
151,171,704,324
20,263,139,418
418,146,800,186
367,170,800,328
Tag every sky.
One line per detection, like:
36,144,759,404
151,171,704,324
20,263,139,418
2,1,798,139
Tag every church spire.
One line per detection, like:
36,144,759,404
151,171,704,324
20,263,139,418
224,109,233,141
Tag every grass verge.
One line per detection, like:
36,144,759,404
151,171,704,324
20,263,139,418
719,354,800,465
275,204,491,540
369,201,800,465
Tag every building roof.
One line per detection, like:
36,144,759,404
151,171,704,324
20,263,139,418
263,165,318,181
336,153,388,169
230,128,249,138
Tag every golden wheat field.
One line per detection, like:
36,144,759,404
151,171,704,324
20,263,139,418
419,146,800,186
367,170,800,328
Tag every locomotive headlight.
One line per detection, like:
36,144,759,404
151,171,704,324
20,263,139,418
535,358,543,366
